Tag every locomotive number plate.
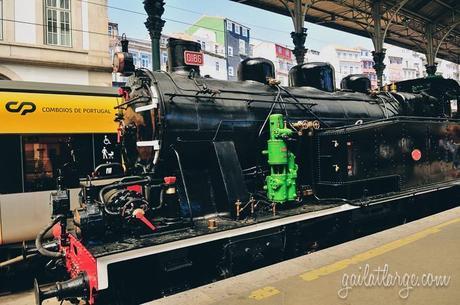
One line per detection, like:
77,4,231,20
184,51,204,66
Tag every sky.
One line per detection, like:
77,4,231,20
108,0,374,51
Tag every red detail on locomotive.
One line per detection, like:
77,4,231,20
411,149,422,161
117,87,129,100
117,127,122,143
127,185,142,193
53,224,98,304
133,209,157,232
163,176,177,185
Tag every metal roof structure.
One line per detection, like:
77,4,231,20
143,0,458,85
231,0,459,64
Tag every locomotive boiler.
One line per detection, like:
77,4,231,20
33,38,460,305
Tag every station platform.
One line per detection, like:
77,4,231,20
1,206,459,305
148,206,460,305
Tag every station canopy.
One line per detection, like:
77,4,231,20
231,0,460,64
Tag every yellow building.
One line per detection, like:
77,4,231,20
0,0,111,85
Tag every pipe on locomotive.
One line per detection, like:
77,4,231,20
35,215,65,258
98,176,152,205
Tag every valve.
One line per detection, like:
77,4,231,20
162,176,181,221
133,208,157,232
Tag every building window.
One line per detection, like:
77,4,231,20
160,36,168,47
141,54,150,68
227,21,233,32
239,39,246,55
228,46,233,56
197,40,206,51
242,28,248,37
235,25,241,35
132,52,139,67
228,66,234,76
45,0,72,46
215,62,220,71
0,0,3,40
161,51,168,65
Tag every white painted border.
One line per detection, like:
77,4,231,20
136,140,160,149
96,183,456,290
96,203,356,289
136,104,156,112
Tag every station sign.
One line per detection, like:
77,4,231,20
184,50,204,66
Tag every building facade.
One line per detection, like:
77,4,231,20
0,0,111,85
252,41,294,85
109,23,227,84
224,18,250,80
186,16,250,81
168,32,228,80
320,44,460,89
320,46,363,88
336,47,362,85
305,49,322,63
437,60,460,81
359,48,377,88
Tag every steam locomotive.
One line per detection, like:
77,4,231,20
34,38,460,304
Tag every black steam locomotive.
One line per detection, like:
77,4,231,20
34,38,460,305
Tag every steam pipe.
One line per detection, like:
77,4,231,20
35,215,65,258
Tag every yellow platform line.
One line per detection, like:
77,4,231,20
300,217,460,281
249,286,281,300
247,217,460,300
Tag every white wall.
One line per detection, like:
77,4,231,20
319,45,341,87
15,0,36,44
193,28,225,56
438,60,460,80
252,41,275,62
201,54,227,80
3,64,89,85
306,51,324,63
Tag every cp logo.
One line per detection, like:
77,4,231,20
5,101,36,115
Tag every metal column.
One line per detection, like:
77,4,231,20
371,0,386,88
425,24,438,76
291,0,307,65
144,0,166,71
280,0,309,65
